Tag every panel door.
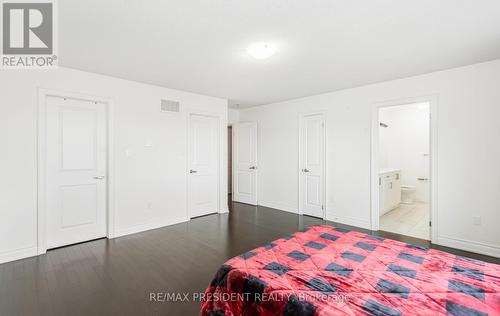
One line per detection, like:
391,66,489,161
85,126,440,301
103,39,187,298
188,114,219,217
45,96,107,249
232,122,258,205
300,114,325,218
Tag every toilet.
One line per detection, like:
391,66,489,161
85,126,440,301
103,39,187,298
401,185,416,204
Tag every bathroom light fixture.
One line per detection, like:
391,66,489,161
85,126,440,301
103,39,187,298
247,42,276,60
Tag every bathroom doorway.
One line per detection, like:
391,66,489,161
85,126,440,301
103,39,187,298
371,99,436,241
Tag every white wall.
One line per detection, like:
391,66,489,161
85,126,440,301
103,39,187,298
239,59,500,257
228,108,240,195
228,108,240,125
0,67,228,264
379,103,430,202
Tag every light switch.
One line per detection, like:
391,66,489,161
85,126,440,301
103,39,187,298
472,216,482,226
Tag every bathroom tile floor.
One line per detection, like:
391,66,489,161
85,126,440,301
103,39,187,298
380,202,430,240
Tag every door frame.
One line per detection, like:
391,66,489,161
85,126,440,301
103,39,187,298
298,112,327,219
227,125,232,196
186,111,224,219
231,121,258,205
370,95,438,242
37,88,115,255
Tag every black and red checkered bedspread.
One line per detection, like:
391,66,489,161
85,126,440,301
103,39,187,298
200,225,500,315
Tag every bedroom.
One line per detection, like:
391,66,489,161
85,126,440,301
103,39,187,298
1,1,500,315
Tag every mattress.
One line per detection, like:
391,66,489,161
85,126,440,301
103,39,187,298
200,225,500,315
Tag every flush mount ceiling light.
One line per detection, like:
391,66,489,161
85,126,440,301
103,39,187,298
247,42,276,60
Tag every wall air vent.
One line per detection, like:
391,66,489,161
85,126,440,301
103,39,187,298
161,99,180,112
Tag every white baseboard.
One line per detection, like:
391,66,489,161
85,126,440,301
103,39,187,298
437,235,500,258
114,218,189,238
327,214,371,230
258,200,298,214
0,246,38,265
256,202,372,232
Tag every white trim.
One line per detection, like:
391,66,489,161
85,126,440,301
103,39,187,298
107,101,116,238
227,125,233,198
259,200,298,214
327,214,371,230
437,235,500,258
37,88,116,255
298,112,327,219
370,95,438,243
114,218,189,238
0,246,38,265
186,110,224,218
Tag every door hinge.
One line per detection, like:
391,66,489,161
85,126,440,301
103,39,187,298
321,205,324,210
429,221,432,227
379,177,381,185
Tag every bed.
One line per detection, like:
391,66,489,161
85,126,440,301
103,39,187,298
200,225,500,315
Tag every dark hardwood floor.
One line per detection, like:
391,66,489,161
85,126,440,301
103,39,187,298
1,201,499,316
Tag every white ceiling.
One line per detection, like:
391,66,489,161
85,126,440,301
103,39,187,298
59,0,500,108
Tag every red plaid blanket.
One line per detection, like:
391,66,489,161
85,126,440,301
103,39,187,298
200,225,500,315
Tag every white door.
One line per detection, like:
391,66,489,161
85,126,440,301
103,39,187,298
300,114,325,218
232,122,258,205
188,114,219,218
45,96,107,249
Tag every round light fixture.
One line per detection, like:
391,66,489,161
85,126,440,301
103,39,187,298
247,42,276,60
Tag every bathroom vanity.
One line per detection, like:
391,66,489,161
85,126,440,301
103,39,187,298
379,168,401,215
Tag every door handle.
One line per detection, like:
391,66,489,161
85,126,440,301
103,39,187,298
93,176,105,180
190,169,197,174
302,168,310,173
249,166,257,170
